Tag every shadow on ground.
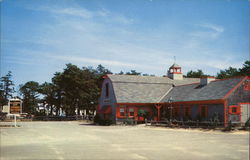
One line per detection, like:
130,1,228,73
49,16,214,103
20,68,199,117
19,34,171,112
79,123,96,126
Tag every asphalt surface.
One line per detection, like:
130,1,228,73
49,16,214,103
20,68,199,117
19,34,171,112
0,121,249,160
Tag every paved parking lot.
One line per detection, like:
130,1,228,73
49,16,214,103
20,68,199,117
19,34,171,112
0,121,249,160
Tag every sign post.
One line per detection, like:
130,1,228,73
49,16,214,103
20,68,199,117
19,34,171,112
14,115,17,127
9,99,22,127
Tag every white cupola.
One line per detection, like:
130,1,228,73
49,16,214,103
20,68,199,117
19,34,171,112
167,63,183,80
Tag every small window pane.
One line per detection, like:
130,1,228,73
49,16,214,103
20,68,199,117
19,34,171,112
120,108,125,116
129,108,134,116
232,107,237,113
120,108,124,112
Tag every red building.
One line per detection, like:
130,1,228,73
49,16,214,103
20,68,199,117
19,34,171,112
97,64,250,127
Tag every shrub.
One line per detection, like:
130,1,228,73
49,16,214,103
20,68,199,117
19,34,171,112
94,115,112,126
0,111,7,121
245,117,250,127
124,119,134,125
94,114,101,124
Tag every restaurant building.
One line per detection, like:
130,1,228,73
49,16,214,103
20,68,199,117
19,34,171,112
97,64,250,127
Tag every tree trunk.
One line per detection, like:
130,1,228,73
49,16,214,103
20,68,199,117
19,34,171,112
77,108,80,115
86,108,89,116
56,107,59,116
50,105,53,115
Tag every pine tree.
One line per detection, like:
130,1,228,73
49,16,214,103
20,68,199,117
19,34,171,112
0,71,15,106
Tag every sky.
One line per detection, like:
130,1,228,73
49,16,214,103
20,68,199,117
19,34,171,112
1,0,249,90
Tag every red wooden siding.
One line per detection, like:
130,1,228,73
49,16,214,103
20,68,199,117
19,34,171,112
183,105,191,117
199,105,208,118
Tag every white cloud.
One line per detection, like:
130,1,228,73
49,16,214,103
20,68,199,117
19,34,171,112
189,23,224,39
112,15,134,24
34,6,93,19
9,5,242,77
199,23,224,33
52,7,93,18
34,6,133,25
49,55,137,67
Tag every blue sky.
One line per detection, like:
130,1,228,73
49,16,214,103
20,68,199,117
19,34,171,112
1,0,249,89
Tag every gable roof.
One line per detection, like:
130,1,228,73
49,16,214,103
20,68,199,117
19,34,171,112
161,76,247,102
107,74,199,103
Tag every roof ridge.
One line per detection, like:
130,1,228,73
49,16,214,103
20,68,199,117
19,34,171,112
174,82,200,87
108,74,168,78
158,86,174,102
222,76,248,99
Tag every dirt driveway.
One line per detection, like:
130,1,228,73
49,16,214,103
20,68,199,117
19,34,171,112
0,121,249,160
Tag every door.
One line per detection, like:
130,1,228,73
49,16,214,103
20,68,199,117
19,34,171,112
240,103,250,124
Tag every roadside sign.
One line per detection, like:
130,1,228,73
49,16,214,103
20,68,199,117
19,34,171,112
9,100,22,114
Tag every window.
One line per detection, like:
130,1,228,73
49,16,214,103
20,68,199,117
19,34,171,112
232,107,237,113
129,108,134,116
120,108,125,117
229,105,240,114
199,106,208,118
105,83,109,97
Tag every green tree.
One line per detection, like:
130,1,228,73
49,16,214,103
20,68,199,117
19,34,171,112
118,71,124,75
39,82,57,115
59,64,82,115
95,64,112,89
0,71,15,106
186,69,204,78
216,67,239,79
19,81,40,114
126,70,141,75
53,64,102,116
51,72,64,116
239,61,250,77
79,67,100,115
96,64,112,75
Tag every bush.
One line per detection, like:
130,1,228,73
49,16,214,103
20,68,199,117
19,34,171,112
94,114,101,124
94,115,112,126
34,111,46,116
0,111,7,121
245,117,250,127
124,119,134,125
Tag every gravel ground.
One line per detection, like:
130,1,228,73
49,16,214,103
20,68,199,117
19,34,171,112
0,121,249,160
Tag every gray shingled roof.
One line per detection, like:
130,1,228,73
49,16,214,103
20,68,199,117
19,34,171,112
108,74,173,84
112,82,173,103
173,78,200,86
161,76,245,102
107,75,200,103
